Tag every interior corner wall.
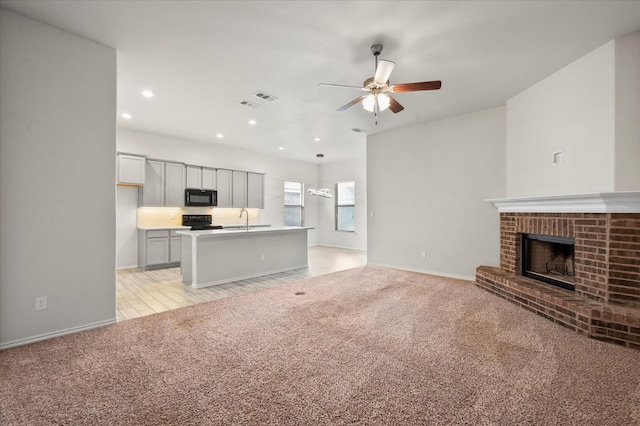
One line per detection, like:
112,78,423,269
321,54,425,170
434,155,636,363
614,31,640,191
367,106,506,280
0,10,117,348
505,40,616,198
316,151,367,251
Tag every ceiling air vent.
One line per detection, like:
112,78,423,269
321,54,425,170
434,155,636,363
253,91,278,102
351,128,367,134
239,99,261,109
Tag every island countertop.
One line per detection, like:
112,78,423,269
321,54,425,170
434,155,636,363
176,226,314,238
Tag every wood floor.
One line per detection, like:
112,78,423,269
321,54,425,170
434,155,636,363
117,245,366,321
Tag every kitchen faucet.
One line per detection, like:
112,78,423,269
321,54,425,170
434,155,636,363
239,208,249,230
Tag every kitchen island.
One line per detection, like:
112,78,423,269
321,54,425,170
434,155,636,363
177,226,314,288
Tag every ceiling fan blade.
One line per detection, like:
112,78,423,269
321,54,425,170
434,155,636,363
374,59,395,85
318,83,367,91
390,80,442,93
337,95,367,111
388,95,404,113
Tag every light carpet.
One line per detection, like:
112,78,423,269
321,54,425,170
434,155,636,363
1,266,639,425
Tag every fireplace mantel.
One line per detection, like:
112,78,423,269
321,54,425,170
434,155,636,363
487,191,640,213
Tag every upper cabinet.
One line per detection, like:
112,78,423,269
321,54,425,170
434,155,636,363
142,160,165,206
216,169,232,208
232,171,247,208
186,165,201,189
186,165,216,190
230,171,264,209
142,160,185,207
117,153,146,186
136,156,263,209
165,162,186,207
202,167,216,190
247,172,264,209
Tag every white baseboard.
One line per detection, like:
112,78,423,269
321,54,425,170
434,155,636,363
117,264,138,270
312,244,367,252
366,262,475,282
0,318,117,350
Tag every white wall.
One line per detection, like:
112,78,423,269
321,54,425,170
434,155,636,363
506,32,640,198
0,10,117,348
116,186,139,269
316,154,367,251
506,40,616,197
614,31,640,191
117,129,323,245
367,107,506,280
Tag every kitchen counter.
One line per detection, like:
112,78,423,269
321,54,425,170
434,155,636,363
137,225,190,231
177,226,313,288
221,223,271,229
137,224,271,231
177,226,311,237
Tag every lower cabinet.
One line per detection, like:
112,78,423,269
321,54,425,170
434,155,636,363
138,229,183,271
170,235,181,263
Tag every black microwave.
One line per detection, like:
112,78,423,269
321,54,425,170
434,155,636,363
185,188,217,207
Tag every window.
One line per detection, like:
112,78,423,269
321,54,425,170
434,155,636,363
335,181,355,232
284,181,304,226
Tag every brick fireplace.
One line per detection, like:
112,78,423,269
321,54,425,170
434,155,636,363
476,192,640,349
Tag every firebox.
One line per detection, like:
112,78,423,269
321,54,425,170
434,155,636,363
521,234,575,291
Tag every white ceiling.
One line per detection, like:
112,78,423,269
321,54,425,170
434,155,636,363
2,1,639,164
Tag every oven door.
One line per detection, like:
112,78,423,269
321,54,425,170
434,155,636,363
185,189,217,206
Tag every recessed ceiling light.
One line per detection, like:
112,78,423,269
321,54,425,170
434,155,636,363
278,147,284,151
314,137,320,142
216,133,224,138
142,90,154,98
121,113,132,119
248,119,257,125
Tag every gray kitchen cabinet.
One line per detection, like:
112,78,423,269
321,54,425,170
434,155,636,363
147,237,169,265
117,153,146,186
186,165,202,189
170,233,181,263
202,167,216,190
186,165,216,190
165,162,186,207
143,161,185,207
138,229,183,271
247,172,264,209
232,170,247,208
216,169,232,207
139,155,264,209
142,160,165,206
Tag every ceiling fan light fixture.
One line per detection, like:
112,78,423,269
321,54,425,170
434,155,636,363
362,93,390,112
377,93,390,111
362,94,375,112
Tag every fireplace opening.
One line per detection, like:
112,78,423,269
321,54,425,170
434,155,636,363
522,234,575,291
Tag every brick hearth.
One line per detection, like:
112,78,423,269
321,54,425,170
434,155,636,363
476,211,640,349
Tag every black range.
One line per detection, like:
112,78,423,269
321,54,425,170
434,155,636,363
181,214,223,231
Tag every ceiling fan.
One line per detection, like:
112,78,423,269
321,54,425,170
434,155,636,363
318,44,441,123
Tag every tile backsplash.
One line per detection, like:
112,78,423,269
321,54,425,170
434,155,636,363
137,207,262,227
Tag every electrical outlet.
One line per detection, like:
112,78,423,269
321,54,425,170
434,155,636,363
420,251,426,260
35,296,47,311
260,253,265,261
